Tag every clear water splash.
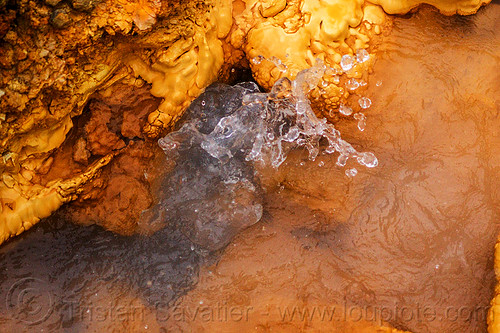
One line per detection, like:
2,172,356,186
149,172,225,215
159,60,378,170
356,49,370,63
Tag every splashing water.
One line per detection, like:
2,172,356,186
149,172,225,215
345,167,358,177
339,103,354,116
251,55,288,73
251,55,264,65
147,61,378,250
358,97,372,109
160,60,378,170
147,83,266,251
345,78,361,91
340,55,355,72
354,112,367,132
356,49,370,63
269,56,288,73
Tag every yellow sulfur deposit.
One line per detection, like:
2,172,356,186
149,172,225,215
1,154,114,244
368,0,492,15
123,0,232,136
234,0,385,115
488,235,500,333
0,0,233,244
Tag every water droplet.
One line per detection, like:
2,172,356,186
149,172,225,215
356,49,370,63
283,127,300,142
345,168,358,177
354,113,366,131
358,97,372,109
339,104,353,116
242,93,268,105
325,68,334,76
201,100,206,106
357,152,378,168
336,154,348,167
270,77,292,99
318,161,324,167
340,54,354,72
158,138,178,150
376,80,383,87
252,55,264,64
270,56,288,72
358,121,366,132
345,78,360,91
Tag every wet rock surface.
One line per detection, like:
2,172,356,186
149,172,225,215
42,83,162,235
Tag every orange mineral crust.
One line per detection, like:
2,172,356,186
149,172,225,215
0,1,498,332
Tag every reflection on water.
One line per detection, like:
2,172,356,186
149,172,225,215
0,216,202,332
0,3,499,333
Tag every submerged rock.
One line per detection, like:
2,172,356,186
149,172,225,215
141,83,265,251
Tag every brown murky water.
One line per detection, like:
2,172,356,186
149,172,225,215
1,3,499,333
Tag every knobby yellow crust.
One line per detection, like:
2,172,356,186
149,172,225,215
368,0,492,15
488,236,500,333
238,0,385,113
122,0,232,137
1,154,114,244
0,0,229,244
0,0,492,247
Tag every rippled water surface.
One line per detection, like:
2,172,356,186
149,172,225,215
1,3,499,332
0,218,202,332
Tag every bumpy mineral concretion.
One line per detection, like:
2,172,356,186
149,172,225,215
0,0,233,243
371,0,492,15
489,236,500,333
